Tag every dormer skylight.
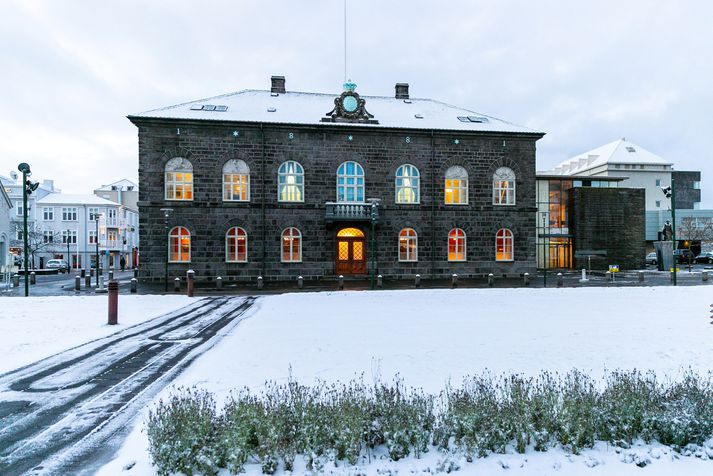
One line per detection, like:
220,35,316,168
189,104,228,111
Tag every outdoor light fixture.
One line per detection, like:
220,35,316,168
160,208,173,292
17,162,38,297
663,181,677,285
661,186,672,198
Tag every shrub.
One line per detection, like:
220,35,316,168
556,370,598,454
599,370,660,445
146,387,219,476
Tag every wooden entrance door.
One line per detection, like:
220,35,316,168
336,228,366,274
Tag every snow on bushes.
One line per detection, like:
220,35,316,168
145,370,713,474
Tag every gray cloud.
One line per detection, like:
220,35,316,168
1,0,711,204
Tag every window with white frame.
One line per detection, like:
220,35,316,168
495,228,514,261
62,207,77,221
16,201,22,216
43,230,54,244
278,161,304,202
223,160,250,201
337,161,365,202
169,226,191,262
226,227,248,262
88,207,99,221
655,178,661,187
281,227,302,262
16,226,23,240
445,166,468,204
395,164,420,204
43,207,54,220
448,228,466,261
62,230,77,244
88,231,97,244
165,157,194,200
493,167,516,205
398,228,418,262
656,200,661,208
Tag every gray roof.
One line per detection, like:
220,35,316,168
130,89,543,135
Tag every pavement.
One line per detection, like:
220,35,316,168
0,296,256,475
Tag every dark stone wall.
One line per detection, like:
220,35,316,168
569,187,646,270
672,170,701,210
133,119,541,281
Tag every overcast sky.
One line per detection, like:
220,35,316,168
2,0,711,205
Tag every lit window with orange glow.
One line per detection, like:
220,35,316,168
445,166,468,204
165,157,194,201
448,228,466,261
223,159,250,201
226,227,248,262
398,228,418,262
281,227,302,262
493,167,516,205
495,228,514,261
168,226,191,262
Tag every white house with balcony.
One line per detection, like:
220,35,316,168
35,193,139,271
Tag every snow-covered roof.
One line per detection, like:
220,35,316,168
548,138,672,175
129,89,542,135
37,193,120,206
95,179,138,191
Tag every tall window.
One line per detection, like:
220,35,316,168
496,229,514,261
398,228,418,262
223,160,250,201
43,230,54,244
88,207,99,221
226,227,248,262
88,231,97,244
395,164,420,204
62,230,77,244
337,161,365,202
445,166,468,204
281,227,302,262
169,226,191,262
278,161,304,202
448,228,466,261
165,157,194,201
493,167,516,205
16,201,22,216
43,208,54,221
62,207,78,221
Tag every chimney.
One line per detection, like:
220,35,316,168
271,75,286,94
395,82,409,99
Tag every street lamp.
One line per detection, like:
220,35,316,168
18,163,38,297
367,199,380,290
66,229,71,274
95,212,103,286
662,182,677,286
540,211,548,288
160,208,173,292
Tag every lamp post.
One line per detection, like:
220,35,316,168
663,181,677,286
160,208,173,292
66,229,71,274
95,213,103,286
17,163,38,297
368,199,379,290
540,211,548,288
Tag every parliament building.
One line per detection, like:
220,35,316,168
129,76,544,282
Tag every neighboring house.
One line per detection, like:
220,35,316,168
546,138,712,245
0,182,11,271
128,75,545,283
94,179,139,212
35,193,139,270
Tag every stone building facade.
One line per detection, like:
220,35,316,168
129,77,544,282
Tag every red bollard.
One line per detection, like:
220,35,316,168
186,269,195,297
108,280,119,325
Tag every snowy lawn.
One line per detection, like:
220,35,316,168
99,287,713,475
0,295,195,374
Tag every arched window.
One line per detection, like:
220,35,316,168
398,228,418,262
496,228,514,261
448,228,466,261
278,161,304,202
395,164,420,204
226,227,248,262
281,227,302,262
337,161,365,202
165,158,193,200
168,226,190,262
493,167,516,205
223,160,250,201
445,166,468,204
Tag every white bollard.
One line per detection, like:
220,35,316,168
579,268,589,283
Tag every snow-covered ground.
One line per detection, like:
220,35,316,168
94,287,713,474
0,295,195,374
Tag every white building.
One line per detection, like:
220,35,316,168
94,179,139,212
0,184,11,272
35,193,139,270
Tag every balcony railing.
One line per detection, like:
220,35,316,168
325,202,379,223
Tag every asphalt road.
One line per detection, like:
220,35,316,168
0,295,256,475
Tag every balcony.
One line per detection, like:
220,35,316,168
325,201,380,223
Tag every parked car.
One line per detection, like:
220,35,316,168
694,251,713,264
673,249,695,264
46,259,68,272
645,252,658,265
